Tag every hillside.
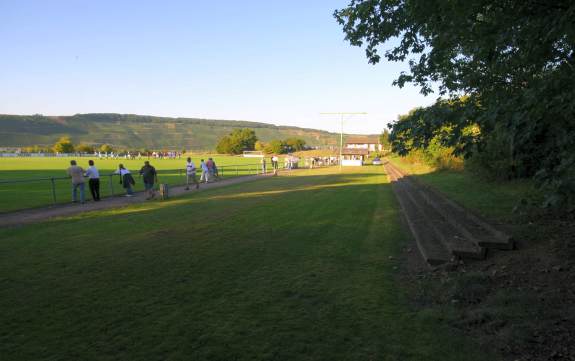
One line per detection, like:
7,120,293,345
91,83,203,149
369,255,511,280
0,114,342,151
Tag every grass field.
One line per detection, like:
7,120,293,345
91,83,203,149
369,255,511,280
0,156,264,212
0,167,493,361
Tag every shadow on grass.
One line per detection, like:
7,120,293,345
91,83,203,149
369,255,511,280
0,166,496,361
52,171,389,223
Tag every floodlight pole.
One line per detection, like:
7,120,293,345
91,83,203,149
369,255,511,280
320,112,367,171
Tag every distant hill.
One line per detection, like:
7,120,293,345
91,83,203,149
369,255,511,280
0,113,343,151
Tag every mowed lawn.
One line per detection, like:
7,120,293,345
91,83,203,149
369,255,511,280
0,167,491,361
0,156,261,212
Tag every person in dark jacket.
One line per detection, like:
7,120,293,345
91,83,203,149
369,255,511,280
115,164,135,196
139,161,158,200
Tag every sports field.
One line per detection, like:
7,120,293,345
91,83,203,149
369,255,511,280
0,156,263,212
0,166,491,361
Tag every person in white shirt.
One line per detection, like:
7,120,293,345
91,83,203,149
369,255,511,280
84,160,100,201
272,155,279,175
200,159,210,183
185,157,199,190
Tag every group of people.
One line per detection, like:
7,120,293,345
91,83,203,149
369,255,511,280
66,159,160,203
65,157,222,204
96,151,184,160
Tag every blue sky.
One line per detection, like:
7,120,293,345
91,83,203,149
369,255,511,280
0,0,434,134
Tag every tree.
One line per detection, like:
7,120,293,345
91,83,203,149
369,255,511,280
22,145,51,153
216,135,234,154
52,137,75,153
379,130,390,150
99,144,114,153
254,141,266,152
284,138,306,152
335,0,575,208
215,128,258,154
264,140,285,154
76,143,95,153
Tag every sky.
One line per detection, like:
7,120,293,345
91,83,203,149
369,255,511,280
0,0,435,134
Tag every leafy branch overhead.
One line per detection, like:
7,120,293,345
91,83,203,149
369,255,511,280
335,0,575,208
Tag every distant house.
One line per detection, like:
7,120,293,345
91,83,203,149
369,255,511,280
341,148,369,166
340,136,381,166
344,136,383,152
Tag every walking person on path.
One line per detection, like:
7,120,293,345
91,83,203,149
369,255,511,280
115,164,135,197
67,160,85,204
139,161,158,200
84,160,100,201
206,158,215,181
200,159,210,183
185,157,200,190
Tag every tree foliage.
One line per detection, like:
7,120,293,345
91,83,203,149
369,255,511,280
76,143,95,153
261,138,307,154
264,140,285,154
335,0,575,208
52,137,75,153
379,129,391,150
215,128,258,154
284,138,306,152
99,144,114,153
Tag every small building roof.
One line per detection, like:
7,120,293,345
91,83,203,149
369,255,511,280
341,148,370,155
345,136,380,145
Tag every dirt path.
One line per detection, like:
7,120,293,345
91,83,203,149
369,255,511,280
0,174,271,227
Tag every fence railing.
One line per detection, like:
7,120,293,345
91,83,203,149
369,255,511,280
0,163,268,212
0,161,335,213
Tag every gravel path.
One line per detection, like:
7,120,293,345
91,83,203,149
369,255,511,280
0,174,270,227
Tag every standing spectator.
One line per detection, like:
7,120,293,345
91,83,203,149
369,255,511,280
115,164,135,196
84,160,100,201
139,161,158,200
200,159,209,183
261,157,267,174
272,155,279,175
212,158,219,179
67,160,85,204
185,157,200,190
206,158,215,180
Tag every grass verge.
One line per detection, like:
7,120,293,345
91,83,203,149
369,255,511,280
0,167,493,361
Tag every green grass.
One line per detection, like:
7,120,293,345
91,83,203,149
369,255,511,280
0,167,494,361
0,156,263,212
389,156,536,221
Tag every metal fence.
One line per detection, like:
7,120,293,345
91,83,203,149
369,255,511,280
0,160,336,213
0,163,267,212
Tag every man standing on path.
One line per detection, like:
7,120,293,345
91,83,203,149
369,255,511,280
272,155,279,175
139,161,158,200
261,157,266,174
84,160,100,201
200,159,209,183
67,160,85,204
185,157,199,190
